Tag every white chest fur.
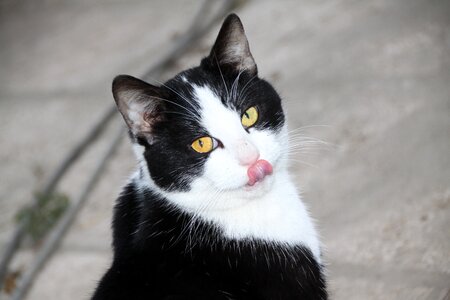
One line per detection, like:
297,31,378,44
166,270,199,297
135,168,322,263
202,174,321,261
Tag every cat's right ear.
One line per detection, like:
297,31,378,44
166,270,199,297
112,75,165,143
207,13,257,76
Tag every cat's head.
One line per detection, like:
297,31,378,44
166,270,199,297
113,14,288,210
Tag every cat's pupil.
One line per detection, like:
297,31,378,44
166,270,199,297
198,140,203,147
244,112,249,119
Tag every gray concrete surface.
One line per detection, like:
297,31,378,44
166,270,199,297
1,0,449,299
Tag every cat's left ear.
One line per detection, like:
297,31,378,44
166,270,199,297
112,75,166,143
208,13,257,76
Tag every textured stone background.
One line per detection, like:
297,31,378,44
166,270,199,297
0,0,449,299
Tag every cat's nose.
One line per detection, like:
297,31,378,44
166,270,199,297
236,139,259,166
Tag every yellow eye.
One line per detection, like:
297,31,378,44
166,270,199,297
241,106,258,128
191,136,217,153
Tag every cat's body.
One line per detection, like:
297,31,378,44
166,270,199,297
93,14,327,300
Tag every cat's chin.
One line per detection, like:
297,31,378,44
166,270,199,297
244,175,274,191
211,167,278,200
229,172,276,199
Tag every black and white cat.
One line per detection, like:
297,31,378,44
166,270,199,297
92,14,327,300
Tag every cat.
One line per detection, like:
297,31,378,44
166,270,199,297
92,13,327,300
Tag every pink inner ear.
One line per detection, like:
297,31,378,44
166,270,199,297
247,159,273,186
142,109,164,133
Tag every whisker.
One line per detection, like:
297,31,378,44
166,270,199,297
285,125,331,135
150,96,200,120
238,75,258,105
281,157,318,168
150,78,200,114
231,69,245,106
162,111,200,123
213,52,230,101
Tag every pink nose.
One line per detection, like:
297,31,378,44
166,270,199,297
236,140,259,166
247,159,273,186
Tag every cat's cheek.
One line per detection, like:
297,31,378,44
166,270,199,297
248,129,283,170
202,151,249,190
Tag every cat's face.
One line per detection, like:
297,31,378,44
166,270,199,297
114,14,288,210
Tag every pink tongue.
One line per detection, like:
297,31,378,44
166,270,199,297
247,159,273,186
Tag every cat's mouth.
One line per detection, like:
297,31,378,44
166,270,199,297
246,159,273,187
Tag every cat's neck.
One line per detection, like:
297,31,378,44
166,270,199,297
132,167,321,262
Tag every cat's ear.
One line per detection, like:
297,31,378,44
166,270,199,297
112,75,165,143
209,13,257,76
